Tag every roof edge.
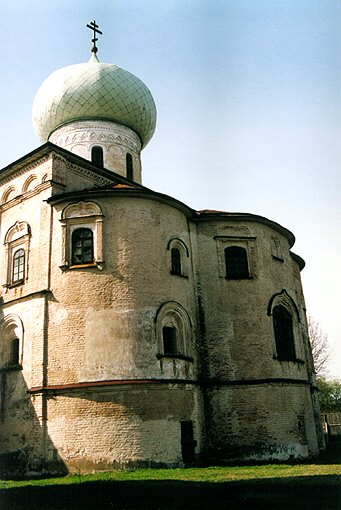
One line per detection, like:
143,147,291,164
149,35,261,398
194,210,296,247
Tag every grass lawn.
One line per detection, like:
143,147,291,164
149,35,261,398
1,462,341,489
1,448,341,510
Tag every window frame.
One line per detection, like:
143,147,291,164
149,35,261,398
12,248,25,283
267,289,304,364
3,221,31,288
215,234,256,279
272,304,296,361
225,245,250,280
155,301,193,361
167,238,189,278
71,227,94,266
271,236,284,262
60,201,104,271
0,314,24,370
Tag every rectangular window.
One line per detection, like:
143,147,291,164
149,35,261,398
71,228,94,265
225,246,249,279
12,249,25,282
163,326,178,355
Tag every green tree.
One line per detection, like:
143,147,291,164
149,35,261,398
308,315,330,377
317,378,341,413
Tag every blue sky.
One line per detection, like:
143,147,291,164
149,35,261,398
1,0,341,378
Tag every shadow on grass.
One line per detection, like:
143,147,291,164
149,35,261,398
2,474,341,510
316,438,341,464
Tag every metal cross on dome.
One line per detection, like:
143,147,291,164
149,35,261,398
86,20,102,54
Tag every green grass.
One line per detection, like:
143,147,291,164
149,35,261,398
1,463,341,490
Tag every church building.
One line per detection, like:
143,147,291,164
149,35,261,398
0,24,324,477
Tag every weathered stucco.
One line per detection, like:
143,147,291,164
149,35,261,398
0,145,324,477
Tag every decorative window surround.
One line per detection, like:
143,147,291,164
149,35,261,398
271,236,284,262
155,301,192,359
167,238,189,277
267,289,304,364
0,313,24,370
60,201,104,271
3,222,31,289
215,235,256,279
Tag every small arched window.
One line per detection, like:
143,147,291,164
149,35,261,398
273,305,296,361
225,246,249,279
12,249,25,283
10,338,20,366
71,228,94,265
91,146,104,168
126,153,133,180
171,248,182,275
163,326,178,355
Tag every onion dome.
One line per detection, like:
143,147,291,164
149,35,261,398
32,53,156,148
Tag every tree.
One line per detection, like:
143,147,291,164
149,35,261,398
316,378,341,413
308,315,330,377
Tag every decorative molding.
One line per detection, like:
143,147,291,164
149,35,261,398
0,181,51,212
50,121,141,152
22,174,38,194
51,154,113,186
0,155,52,186
267,289,300,322
62,201,103,220
4,221,30,244
1,186,16,205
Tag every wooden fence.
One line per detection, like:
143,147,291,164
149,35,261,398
322,412,341,438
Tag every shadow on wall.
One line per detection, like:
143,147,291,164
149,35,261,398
0,368,67,479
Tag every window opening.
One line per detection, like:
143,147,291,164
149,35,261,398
273,305,296,361
126,153,133,180
91,146,104,168
12,249,25,283
163,326,178,355
225,246,249,279
181,421,196,465
171,248,182,275
71,228,94,265
10,338,20,366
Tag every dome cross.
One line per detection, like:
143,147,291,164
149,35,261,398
86,20,102,54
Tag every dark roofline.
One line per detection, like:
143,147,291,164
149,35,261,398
194,210,296,247
0,142,53,177
0,141,145,187
47,185,195,218
1,142,297,249
290,251,306,271
48,188,296,247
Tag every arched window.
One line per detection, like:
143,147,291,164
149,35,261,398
163,326,178,355
167,238,189,277
12,249,25,283
91,146,104,168
171,248,181,275
225,246,249,279
156,302,193,361
273,305,296,361
10,338,20,366
0,314,24,370
3,222,31,287
71,228,94,265
126,153,133,180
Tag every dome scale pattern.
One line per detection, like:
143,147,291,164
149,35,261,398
32,55,157,147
